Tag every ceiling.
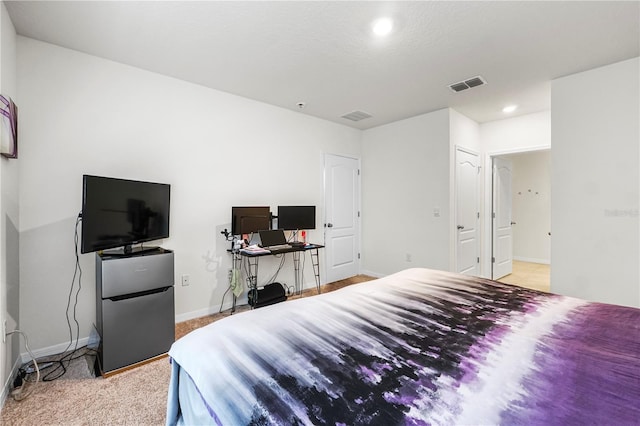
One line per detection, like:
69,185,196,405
5,1,639,130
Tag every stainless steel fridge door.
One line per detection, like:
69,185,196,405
98,251,174,298
100,286,175,373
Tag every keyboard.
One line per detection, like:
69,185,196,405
265,244,292,251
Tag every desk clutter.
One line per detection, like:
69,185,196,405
239,244,270,255
239,242,317,255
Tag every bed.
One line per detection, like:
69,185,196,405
166,268,640,425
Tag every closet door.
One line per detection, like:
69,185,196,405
324,154,360,283
455,147,480,276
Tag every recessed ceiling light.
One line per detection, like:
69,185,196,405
502,105,518,113
372,18,393,37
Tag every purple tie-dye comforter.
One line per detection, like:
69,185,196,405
166,268,640,425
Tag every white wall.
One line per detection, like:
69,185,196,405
361,109,450,276
481,111,551,154
479,111,551,277
551,57,639,308
17,37,362,353
450,109,481,153
0,1,19,406
508,150,551,264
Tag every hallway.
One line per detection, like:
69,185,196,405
498,260,550,292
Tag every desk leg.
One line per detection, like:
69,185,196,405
246,256,259,308
231,251,243,314
310,248,321,294
292,251,301,295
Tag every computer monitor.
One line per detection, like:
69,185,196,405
277,206,316,230
231,206,271,235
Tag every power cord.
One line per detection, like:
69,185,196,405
6,330,39,401
23,345,97,384
266,254,286,285
41,212,84,382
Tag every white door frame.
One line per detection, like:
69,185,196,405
482,145,550,278
323,153,361,283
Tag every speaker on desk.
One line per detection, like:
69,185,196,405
248,282,287,308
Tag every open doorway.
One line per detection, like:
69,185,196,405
489,149,551,292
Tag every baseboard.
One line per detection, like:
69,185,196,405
360,270,384,278
20,337,91,365
175,280,319,323
174,304,231,323
513,256,550,265
1,355,21,412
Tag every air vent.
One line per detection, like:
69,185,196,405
341,110,372,122
449,82,469,93
448,76,487,93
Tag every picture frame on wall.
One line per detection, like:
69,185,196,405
0,94,18,159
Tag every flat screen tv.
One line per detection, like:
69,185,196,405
81,175,171,254
277,205,316,230
231,206,271,235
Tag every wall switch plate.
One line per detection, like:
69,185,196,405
181,275,190,286
2,319,6,343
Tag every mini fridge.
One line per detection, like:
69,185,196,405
95,248,175,375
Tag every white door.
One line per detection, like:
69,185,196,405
455,147,480,276
492,157,513,279
324,154,360,283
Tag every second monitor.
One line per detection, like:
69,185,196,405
277,206,316,230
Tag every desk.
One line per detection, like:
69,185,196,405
230,244,324,311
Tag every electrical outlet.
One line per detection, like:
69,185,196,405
181,274,190,286
406,253,412,262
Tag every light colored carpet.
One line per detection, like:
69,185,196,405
1,357,171,425
0,275,373,425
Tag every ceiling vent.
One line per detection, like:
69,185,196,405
341,110,372,122
448,76,487,93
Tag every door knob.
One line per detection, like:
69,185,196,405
510,221,517,225
457,225,464,230
326,223,334,228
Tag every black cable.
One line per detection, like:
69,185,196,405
41,213,83,381
286,230,298,243
242,257,255,307
24,345,98,383
266,254,286,284
71,214,83,351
